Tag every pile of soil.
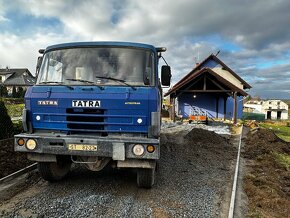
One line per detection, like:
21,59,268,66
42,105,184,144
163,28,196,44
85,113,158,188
244,128,290,158
0,138,32,178
243,128,290,217
184,128,229,145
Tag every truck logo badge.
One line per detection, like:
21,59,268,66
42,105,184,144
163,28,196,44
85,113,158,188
72,100,101,108
38,100,58,106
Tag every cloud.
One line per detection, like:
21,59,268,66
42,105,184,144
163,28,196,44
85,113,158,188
0,1,9,22
5,0,290,51
0,32,75,74
0,16,8,22
0,0,290,98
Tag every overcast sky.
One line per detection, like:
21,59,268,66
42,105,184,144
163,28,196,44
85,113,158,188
0,0,290,99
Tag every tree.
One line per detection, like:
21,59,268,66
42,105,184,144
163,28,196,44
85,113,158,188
12,86,17,98
16,87,24,98
0,85,8,97
0,101,14,139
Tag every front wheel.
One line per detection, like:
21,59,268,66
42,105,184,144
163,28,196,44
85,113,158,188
38,160,71,182
137,165,156,189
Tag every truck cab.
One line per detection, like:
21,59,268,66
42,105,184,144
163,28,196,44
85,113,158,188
14,42,171,188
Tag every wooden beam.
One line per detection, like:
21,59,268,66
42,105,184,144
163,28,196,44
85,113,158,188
171,97,176,122
223,96,227,121
207,77,226,90
216,96,219,118
181,76,203,91
233,92,237,124
178,90,233,93
203,74,207,90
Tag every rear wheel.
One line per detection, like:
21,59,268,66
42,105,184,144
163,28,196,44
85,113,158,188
38,160,71,182
137,165,156,188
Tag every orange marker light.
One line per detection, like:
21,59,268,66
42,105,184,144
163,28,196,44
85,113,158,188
17,138,25,146
147,145,155,153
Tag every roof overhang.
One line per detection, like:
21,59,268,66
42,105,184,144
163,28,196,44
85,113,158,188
165,67,248,97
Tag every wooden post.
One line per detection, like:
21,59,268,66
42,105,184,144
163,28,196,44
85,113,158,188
223,96,227,121
170,96,176,122
216,96,219,118
233,92,237,124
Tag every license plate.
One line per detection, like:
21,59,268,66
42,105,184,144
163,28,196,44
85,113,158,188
68,144,97,151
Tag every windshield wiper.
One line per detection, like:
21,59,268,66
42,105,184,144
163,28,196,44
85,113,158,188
66,78,104,90
39,81,74,90
95,76,137,90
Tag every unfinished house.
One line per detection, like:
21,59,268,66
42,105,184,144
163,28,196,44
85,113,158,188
244,100,288,120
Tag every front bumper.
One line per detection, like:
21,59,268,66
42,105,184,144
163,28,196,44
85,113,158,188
14,133,160,160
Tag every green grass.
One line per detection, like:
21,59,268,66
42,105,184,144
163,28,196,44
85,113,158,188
273,152,290,171
260,122,290,142
5,103,24,118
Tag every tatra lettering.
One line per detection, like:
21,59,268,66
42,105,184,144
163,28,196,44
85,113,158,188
72,100,100,108
38,100,58,106
77,101,83,107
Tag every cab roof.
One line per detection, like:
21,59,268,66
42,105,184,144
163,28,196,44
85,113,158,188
45,41,157,53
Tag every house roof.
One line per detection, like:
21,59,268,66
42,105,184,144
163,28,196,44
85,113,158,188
0,68,35,86
164,67,248,97
165,54,251,97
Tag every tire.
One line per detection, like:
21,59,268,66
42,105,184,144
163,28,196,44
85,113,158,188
137,166,156,189
38,160,71,182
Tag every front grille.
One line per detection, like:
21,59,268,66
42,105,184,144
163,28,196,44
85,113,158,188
66,108,105,131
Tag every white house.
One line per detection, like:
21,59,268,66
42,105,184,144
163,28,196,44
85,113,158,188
244,100,289,120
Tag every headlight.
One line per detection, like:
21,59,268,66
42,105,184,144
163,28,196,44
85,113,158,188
132,144,145,156
26,139,37,150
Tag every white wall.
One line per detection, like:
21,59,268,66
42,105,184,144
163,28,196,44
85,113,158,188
262,100,288,120
244,100,289,120
244,103,263,113
212,67,244,90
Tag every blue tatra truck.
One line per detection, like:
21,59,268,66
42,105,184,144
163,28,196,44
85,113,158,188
14,42,171,188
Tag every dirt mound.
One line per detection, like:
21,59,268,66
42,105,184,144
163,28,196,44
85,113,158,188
0,139,32,178
244,128,290,159
243,128,290,217
161,127,235,173
184,128,229,146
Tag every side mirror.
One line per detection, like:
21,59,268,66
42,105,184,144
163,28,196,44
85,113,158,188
36,56,43,77
161,65,171,86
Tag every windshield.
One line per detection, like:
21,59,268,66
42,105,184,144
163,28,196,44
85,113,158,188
37,47,155,86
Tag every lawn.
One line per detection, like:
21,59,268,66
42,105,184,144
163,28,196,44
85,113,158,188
260,122,290,142
5,103,25,118
0,98,24,118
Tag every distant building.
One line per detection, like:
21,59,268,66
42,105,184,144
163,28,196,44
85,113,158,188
0,68,35,95
244,100,288,120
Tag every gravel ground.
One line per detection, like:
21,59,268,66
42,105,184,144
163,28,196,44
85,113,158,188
0,123,237,218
